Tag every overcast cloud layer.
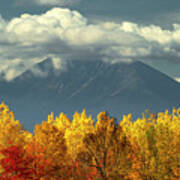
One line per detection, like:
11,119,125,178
1,7,180,81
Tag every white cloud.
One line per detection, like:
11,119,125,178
5,69,22,81
6,8,87,45
175,77,180,83
0,58,26,81
1,7,180,80
51,56,62,70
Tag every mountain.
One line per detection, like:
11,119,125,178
1,59,180,131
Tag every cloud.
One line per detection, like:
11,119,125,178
175,77,180,83
0,59,26,81
1,7,180,80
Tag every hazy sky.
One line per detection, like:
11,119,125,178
0,0,180,81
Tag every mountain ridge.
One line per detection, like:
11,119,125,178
0,59,180,131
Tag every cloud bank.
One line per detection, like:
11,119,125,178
1,8,180,80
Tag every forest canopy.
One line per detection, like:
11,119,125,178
0,102,179,179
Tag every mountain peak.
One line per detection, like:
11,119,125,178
1,59,180,131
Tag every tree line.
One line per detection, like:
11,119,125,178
0,102,179,179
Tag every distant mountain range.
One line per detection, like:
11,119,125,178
1,59,180,131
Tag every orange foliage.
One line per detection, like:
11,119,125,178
0,102,179,180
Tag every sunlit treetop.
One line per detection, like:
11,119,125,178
96,111,116,133
0,101,31,151
48,112,71,131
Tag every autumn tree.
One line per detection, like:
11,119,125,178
0,102,32,175
0,101,179,180
120,109,180,180
0,102,31,148
79,111,135,180
0,145,34,180
27,120,68,179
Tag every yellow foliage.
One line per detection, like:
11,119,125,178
64,109,95,160
0,101,179,179
0,101,30,149
48,112,71,131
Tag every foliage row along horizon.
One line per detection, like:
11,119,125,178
0,101,179,179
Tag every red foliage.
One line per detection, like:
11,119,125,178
0,145,34,179
25,143,54,178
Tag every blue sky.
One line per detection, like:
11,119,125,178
0,0,180,81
